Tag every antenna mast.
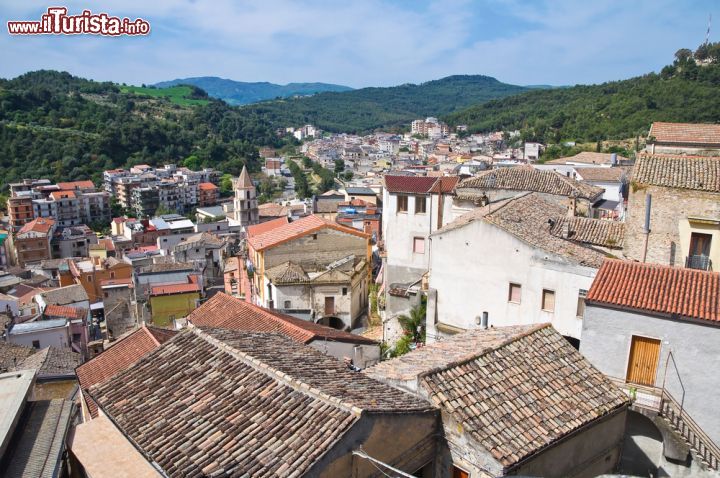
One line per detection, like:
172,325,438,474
705,13,712,45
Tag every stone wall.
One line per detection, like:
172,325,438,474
264,227,367,271
624,184,720,266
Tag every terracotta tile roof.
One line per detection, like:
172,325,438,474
247,214,367,251
457,166,604,200
18,217,55,235
57,180,95,190
149,282,200,296
49,190,76,200
549,217,625,249
88,328,431,477
420,325,628,470
436,193,608,268
632,153,720,192
546,152,628,165
383,174,458,194
44,304,87,321
649,121,720,145
576,166,630,182
187,292,376,345
76,326,176,417
18,346,81,379
198,182,218,190
587,259,720,323
265,261,310,283
0,341,36,373
246,216,289,238
365,325,539,382
257,202,290,217
39,284,88,306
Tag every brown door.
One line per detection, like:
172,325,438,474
324,296,335,316
690,232,712,257
626,336,661,386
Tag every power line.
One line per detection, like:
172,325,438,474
352,447,416,478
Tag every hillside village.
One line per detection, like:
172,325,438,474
1,119,720,478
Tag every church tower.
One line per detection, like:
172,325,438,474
233,166,259,227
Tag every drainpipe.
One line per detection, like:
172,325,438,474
642,194,652,263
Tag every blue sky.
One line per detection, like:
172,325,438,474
1,0,717,88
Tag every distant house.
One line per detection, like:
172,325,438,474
197,182,218,207
623,153,720,269
101,278,136,339
647,121,720,155
11,217,55,267
366,324,629,478
187,292,380,368
247,214,371,330
59,256,133,304
382,175,458,335
523,141,545,161
343,186,379,205
581,259,720,471
75,327,438,477
427,193,612,343
148,275,201,327
51,224,98,259
7,318,72,350
546,151,629,166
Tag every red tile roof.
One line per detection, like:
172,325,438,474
49,190,76,200
247,214,367,251
383,175,457,194
187,292,377,345
57,180,95,191
44,304,87,321
587,259,720,323
76,326,177,417
150,282,200,296
246,216,289,238
18,217,55,235
650,121,720,145
198,182,218,190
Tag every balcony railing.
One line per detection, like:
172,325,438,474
686,255,712,271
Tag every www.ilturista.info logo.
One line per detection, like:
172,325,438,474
7,7,150,36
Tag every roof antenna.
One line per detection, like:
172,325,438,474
705,13,712,45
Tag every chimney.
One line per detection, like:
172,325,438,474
568,196,577,217
611,153,618,166
562,221,570,239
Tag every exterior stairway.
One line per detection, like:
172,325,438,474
658,391,720,471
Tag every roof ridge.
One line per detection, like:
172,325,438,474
192,327,364,416
418,323,551,381
140,325,160,347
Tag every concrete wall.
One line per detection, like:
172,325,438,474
511,407,627,478
428,219,596,342
9,325,70,349
580,304,720,444
309,340,380,369
309,412,439,478
264,227,367,271
624,185,720,267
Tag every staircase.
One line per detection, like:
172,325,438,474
659,391,720,471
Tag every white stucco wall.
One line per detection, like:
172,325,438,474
9,325,70,349
580,304,720,445
428,219,597,341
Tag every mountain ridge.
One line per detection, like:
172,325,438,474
154,76,353,105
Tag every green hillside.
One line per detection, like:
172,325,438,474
241,75,529,133
154,77,353,105
120,84,211,106
445,45,720,143
0,70,286,187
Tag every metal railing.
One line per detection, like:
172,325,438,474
686,255,712,271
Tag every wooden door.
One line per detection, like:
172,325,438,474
324,296,335,316
626,336,661,386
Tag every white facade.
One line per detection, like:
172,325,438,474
427,218,597,342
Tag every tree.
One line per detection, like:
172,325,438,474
675,48,693,64
219,173,234,196
301,156,312,169
334,159,345,175
343,171,354,181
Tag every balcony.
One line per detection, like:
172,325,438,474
686,255,712,271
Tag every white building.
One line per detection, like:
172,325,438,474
426,192,610,344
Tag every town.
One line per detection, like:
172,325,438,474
1,112,720,478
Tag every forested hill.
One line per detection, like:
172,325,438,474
154,77,353,105
0,70,284,187
240,75,529,133
445,44,720,143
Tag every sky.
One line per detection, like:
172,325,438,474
1,0,717,88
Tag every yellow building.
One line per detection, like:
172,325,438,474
148,280,200,327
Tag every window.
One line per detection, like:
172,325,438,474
542,289,555,312
508,283,521,303
342,287,348,296
104,292,109,298
413,237,425,254
415,196,427,214
397,195,408,213
284,300,292,309
576,289,588,318
32,340,40,349
110,272,115,279
312,234,317,240
452,467,469,478
72,333,81,343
